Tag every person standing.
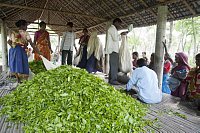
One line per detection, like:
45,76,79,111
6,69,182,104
77,28,90,68
34,21,52,61
8,20,41,83
60,22,77,65
105,18,126,85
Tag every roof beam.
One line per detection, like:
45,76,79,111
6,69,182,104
182,0,196,15
6,20,85,28
39,0,49,20
76,0,184,33
124,0,148,24
138,0,157,18
0,3,106,20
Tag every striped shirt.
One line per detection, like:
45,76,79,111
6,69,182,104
60,31,76,51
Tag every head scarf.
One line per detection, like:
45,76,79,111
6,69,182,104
175,52,190,69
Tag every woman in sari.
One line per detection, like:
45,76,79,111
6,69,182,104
77,28,90,68
8,20,41,83
34,21,52,61
170,52,190,99
186,53,200,110
86,31,103,73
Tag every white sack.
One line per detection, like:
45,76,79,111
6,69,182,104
119,35,132,73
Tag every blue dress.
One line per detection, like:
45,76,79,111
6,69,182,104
77,45,87,68
162,73,171,94
9,45,29,75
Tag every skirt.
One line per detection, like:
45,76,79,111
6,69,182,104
9,45,29,75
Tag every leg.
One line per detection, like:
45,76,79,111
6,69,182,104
61,50,67,65
67,50,73,65
109,52,119,83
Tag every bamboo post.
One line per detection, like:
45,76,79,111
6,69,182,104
154,6,168,89
1,19,8,71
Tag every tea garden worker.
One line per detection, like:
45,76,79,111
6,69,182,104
186,53,200,110
60,22,77,65
105,18,127,85
8,20,41,83
125,58,162,104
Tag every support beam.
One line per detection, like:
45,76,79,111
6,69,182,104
154,6,168,89
0,3,105,20
182,0,196,15
1,19,8,71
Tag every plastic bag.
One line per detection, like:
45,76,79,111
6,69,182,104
119,35,132,73
40,55,58,70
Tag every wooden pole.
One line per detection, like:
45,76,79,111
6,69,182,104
154,6,168,89
1,19,8,71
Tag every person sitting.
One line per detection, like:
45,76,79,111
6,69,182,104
148,53,155,70
168,52,190,100
142,52,149,64
125,58,162,104
186,53,200,110
132,52,138,70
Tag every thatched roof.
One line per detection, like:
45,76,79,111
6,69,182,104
0,0,200,36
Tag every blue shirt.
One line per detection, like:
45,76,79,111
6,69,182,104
126,66,162,103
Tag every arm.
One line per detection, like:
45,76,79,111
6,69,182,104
126,70,138,91
28,39,41,55
60,32,66,52
74,33,77,52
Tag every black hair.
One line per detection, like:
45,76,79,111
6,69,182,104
15,20,27,28
67,22,73,27
83,28,88,33
39,21,46,27
142,52,146,55
196,53,200,59
132,52,139,57
137,58,147,67
113,18,122,24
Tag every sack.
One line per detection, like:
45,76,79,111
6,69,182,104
167,76,181,91
119,35,132,73
73,47,83,66
40,55,58,70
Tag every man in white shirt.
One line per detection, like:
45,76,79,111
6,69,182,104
105,18,123,85
126,58,162,104
60,22,77,65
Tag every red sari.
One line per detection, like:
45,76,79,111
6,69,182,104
34,30,51,61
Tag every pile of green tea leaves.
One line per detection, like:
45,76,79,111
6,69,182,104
0,66,152,132
29,61,46,74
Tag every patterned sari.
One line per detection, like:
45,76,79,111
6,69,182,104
34,31,51,61
9,30,31,77
186,67,200,99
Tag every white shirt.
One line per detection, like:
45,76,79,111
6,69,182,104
60,31,76,51
126,66,162,104
105,25,120,54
